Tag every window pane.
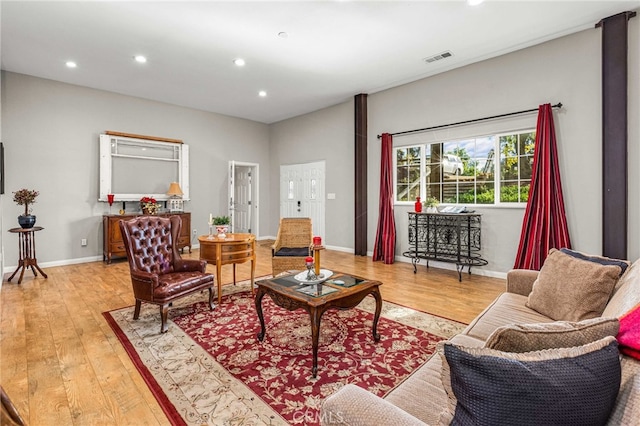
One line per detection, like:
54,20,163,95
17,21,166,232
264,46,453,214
310,179,316,199
500,181,520,202
500,135,518,157
476,181,494,204
500,157,519,181
519,132,536,155
442,183,458,203
520,181,531,202
520,155,534,180
426,184,441,202
288,180,294,199
395,146,421,202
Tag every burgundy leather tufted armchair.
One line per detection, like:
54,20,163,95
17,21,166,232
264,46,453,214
119,215,215,333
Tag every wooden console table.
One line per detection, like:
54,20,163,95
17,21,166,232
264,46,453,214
7,226,48,284
103,212,191,263
198,233,256,304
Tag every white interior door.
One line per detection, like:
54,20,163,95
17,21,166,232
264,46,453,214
229,161,258,235
280,161,325,239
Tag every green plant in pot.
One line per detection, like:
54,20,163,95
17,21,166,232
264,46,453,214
13,188,39,228
212,215,230,237
424,196,440,213
213,216,230,225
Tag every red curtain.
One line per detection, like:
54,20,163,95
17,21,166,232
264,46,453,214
373,133,396,264
514,104,571,270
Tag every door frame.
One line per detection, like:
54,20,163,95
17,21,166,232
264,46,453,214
228,160,259,237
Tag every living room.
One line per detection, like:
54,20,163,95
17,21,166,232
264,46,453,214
1,1,639,425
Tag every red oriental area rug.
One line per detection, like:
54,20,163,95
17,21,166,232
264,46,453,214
104,279,465,425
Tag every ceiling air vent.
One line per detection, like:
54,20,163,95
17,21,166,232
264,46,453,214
423,51,453,64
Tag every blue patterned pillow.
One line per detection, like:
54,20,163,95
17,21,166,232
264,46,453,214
438,337,621,426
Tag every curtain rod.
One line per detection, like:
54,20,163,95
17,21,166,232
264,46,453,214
377,102,563,139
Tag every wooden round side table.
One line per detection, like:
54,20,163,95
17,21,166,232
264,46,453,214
7,226,48,284
198,233,256,304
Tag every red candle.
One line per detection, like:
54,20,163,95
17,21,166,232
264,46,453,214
305,256,314,264
313,236,322,246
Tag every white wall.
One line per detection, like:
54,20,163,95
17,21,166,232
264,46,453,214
270,21,640,274
1,72,270,268
269,100,355,249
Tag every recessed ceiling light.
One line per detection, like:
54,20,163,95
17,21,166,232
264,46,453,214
278,32,289,39
233,58,246,67
65,61,77,68
134,55,147,63
467,0,484,5
258,90,267,97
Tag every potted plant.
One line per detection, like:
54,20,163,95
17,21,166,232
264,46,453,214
13,188,39,228
209,215,230,237
424,196,440,213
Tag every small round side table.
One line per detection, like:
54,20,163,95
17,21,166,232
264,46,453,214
7,226,48,284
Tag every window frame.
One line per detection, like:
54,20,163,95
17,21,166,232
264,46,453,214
392,128,535,207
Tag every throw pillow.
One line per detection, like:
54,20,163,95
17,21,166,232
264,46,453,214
484,317,620,352
559,248,629,276
438,336,621,426
526,248,622,321
618,304,640,360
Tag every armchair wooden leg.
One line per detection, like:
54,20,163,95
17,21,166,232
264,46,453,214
1,386,25,426
208,287,215,310
133,300,142,320
160,304,169,333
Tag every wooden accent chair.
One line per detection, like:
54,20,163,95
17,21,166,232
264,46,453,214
271,217,313,276
119,215,215,333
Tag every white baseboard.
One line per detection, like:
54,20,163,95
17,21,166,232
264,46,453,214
3,244,507,280
364,250,507,280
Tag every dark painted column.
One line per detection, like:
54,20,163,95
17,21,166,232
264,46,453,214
354,94,368,256
597,11,635,259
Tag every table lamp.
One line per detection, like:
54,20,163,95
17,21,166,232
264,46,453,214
167,182,184,212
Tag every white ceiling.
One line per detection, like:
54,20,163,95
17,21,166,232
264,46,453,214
2,1,639,124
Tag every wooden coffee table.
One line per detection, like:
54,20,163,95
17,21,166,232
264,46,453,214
254,271,383,378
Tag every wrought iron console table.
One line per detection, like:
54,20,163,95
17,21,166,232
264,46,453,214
403,212,487,281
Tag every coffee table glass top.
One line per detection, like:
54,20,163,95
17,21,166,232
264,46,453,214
263,272,367,298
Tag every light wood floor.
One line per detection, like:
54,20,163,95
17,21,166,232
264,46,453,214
1,242,504,425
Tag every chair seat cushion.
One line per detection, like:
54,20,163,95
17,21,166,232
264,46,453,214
155,272,214,299
274,247,309,257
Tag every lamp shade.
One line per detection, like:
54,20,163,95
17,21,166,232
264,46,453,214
166,182,183,197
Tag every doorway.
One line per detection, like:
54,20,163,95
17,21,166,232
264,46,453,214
280,161,325,239
228,161,259,236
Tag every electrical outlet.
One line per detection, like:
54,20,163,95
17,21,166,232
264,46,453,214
193,229,197,235
81,239,88,246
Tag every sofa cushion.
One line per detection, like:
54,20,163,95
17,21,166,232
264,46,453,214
384,334,483,426
438,336,621,426
274,247,309,256
526,248,621,321
602,259,640,318
484,317,620,352
606,359,640,426
462,292,553,341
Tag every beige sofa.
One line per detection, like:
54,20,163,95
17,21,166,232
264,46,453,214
321,256,640,425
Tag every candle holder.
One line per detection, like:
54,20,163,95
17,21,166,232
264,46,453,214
107,193,115,214
208,224,214,239
305,256,317,281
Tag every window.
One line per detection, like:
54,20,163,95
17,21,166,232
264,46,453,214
394,130,535,205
